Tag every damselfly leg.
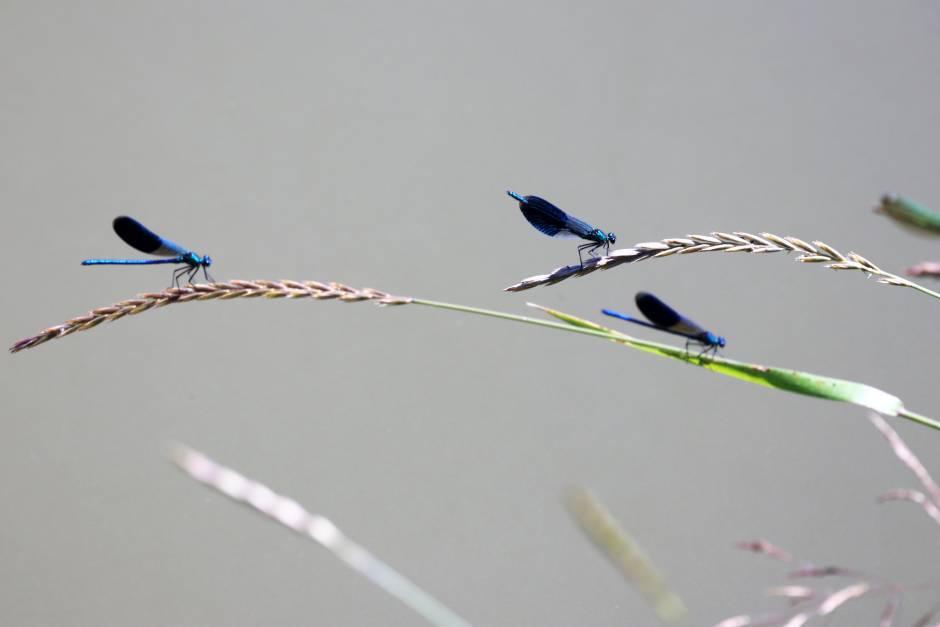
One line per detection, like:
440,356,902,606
172,266,188,288
577,242,602,268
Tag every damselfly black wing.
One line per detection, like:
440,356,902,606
112,216,189,257
635,292,707,338
517,195,579,238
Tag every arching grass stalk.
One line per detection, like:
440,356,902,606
10,282,939,431
503,231,940,300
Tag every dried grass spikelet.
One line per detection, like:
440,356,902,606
505,231,937,298
10,280,411,353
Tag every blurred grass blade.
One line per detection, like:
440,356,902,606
530,304,939,431
876,194,940,236
566,487,688,625
171,444,473,627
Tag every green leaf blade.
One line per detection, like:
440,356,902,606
532,304,918,425
701,360,904,414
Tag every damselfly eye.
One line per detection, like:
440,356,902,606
608,232,616,245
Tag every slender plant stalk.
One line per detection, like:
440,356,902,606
895,408,940,433
503,231,940,300
11,281,939,431
869,412,940,526
171,444,473,627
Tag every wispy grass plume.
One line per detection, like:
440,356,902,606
566,487,688,625
11,282,939,431
719,541,911,627
713,413,940,627
170,444,473,627
504,231,940,300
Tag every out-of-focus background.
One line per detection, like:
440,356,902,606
2,2,939,625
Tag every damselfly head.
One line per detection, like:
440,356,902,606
708,333,726,348
607,232,616,245
203,255,213,267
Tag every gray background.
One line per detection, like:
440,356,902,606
2,1,939,625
